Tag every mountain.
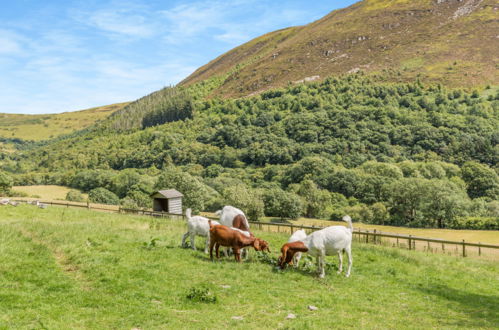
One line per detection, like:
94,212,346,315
0,103,128,142
181,0,498,98
1,0,498,229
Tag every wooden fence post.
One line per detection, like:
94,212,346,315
478,243,481,256
373,229,377,244
290,224,293,234
408,235,412,250
462,240,466,257
365,230,369,244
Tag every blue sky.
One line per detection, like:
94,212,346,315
0,0,357,114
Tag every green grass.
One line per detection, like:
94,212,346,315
0,103,127,141
0,205,498,329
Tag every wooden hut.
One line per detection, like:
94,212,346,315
150,189,183,214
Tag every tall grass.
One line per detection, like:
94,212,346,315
0,205,497,329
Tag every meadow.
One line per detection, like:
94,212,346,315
0,205,497,329
11,185,88,200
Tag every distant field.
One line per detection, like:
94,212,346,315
0,102,128,141
0,205,497,329
267,217,499,246
12,185,88,200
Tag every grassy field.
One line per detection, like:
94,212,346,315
11,185,88,200
0,103,127,141
0,205,497,329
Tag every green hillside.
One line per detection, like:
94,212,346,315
2,76,498,229
0,103,128,142
0,205,497,328
181,0,498,97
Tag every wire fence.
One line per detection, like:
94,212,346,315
5,198,499,259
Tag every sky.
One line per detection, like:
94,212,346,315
0,0,357,114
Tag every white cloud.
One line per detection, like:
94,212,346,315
88,10,155,38
0,29,24,55
0,51,197,113
71,2,159,40
0,0,341,114
160,1,251,44
160,0,321,46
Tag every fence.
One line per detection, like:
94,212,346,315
7,198,499,259
241,220,498,258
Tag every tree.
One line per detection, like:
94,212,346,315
461,162,499,199
369,202,389,225
293,180,331,218
263,188,302,219
222,184,264,221
0,170,13,194
424,180,469,228
89,188,119,205
384,178,469,227
359,161,403,178
282,156,334,186
383,178,430,226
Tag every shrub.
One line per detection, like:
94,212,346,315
0,171,13,194
88,188,119,205
66,190,85,202
186,287,217,303
120,197,139,210
449,217,499,230
7,190,29,197
125,190,151,208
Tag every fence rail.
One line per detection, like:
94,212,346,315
6,198,499,258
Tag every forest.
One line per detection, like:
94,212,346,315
1,74,498,229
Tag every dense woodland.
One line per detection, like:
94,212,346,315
1,74,498,229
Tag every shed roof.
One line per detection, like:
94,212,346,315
151,189,184,199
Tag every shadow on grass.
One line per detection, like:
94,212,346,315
191,251,242,263
417,284,499,328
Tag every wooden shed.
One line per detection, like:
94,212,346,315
150,189,183,214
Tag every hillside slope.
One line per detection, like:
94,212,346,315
181,0,498,97
0,103,128,141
